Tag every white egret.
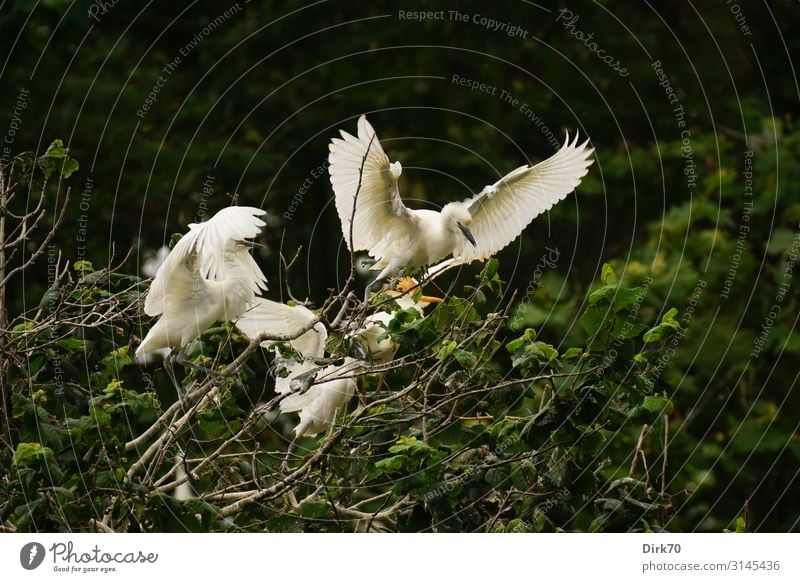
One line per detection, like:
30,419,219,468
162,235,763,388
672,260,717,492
136,206,268,362
236,298,356,438
328,115,594,280
141,245,170,278
356,276,441,363
280,360,358,438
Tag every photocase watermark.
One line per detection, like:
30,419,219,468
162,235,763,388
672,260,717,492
450,74,560,149
721,151,754,299
20,542,46,570
543,488,570,512
136,3,243,119
751,224,800,359
398,9,529,39
87,0,122,22
510,246,561,329
652,60,696,194
284,159,328,220
23,541,160,574
555,9,629,77
1,87,30,166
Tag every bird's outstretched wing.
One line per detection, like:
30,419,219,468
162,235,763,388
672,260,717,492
329,115,415,255
454,132,594,264
144,206,268,316
236,297,325,358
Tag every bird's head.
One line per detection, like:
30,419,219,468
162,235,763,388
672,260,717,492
441,202,476,247
231,238,263,253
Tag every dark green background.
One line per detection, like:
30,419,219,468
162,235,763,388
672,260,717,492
2,0,798,531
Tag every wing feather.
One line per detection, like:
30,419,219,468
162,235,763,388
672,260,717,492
328,115,414,254
144,206,267,316
455,132,594,263
236,298,325,358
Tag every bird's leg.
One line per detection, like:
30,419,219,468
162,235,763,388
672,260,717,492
356,375,368,408
163,348,183,395
280,438,298,472
373,372,386,399
363,280,375,305
173,347,191,367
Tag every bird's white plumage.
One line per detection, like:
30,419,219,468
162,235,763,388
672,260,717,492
144,206,268,317
236,297,325,359
236,299,355,437
280,359,358,438
454,132,594,264
136,206,267,356
328,116,594,278
329,115,411,255
354,279,439,362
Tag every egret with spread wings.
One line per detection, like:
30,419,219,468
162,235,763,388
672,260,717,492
328,115,594,281
137,206,268,361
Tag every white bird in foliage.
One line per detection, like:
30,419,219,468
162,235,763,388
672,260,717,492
329,115,594,280
356,276,441,363
281,360,358,438
137,206,268,359
236,298,356,438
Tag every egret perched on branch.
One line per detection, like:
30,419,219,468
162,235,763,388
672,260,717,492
328,115,594,281
236,298,356,438
136,206,268,367
355,276,441,363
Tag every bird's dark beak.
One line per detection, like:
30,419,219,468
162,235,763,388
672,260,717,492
237,239,264,249
458,222,476,247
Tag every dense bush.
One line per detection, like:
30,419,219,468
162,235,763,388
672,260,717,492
0,151,684,531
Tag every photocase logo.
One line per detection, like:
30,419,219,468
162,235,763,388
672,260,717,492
20,542,46,570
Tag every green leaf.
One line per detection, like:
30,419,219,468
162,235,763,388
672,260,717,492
89,406,112,427
506,328,537,353
300,500,330,519
581,304,609,335
588,285,615,305
61,157,79,178
436,340,457,361
38,139,79,179
511,341,558,369
104,379,123,394
482,258,500,281
13,442,54,465
734,515,747,533
643,308,681,343
56,337,86,350
73,260,94,273
389,437,434,455
613,287,645,311
453,349,477,368
601,263,617,285
642,396,674,415
614,321,648,340
375,455,408,473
